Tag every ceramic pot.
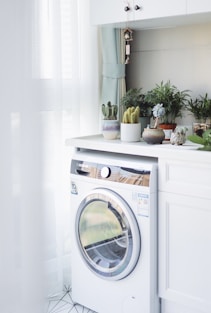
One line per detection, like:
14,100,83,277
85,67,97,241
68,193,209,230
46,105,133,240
170,131,186,145
170,126,188,145
120,123,141,142
142,127,165,144
193,122,211,137
102,120,120,140
159,123,177,141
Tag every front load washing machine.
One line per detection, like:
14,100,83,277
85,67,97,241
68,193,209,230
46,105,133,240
70,150,160,313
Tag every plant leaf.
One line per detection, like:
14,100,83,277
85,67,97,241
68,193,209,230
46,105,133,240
187,134,205,145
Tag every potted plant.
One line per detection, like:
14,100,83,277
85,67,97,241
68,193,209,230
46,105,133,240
142,103,165,144
120,88,152,134
188,129,211,151
186,93,211,137
101,101,120,140
145,80,190,140
121,106,141,142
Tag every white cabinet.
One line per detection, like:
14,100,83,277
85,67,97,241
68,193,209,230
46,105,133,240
159,158,211,313
90,0,141,25
159,158,211,199
90,0,186,26
187,0,211,14
90,0,211,28
140,0,186,20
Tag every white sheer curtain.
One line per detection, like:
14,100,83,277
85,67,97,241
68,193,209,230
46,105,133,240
0,0,99,312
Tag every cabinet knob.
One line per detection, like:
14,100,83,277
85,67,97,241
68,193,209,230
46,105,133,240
134,4,141,10
124,6,130,12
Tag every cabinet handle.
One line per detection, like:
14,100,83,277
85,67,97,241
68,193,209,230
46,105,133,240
134,4,141,10
124,6,130,11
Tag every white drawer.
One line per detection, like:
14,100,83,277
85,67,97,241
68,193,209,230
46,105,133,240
159,158,211,198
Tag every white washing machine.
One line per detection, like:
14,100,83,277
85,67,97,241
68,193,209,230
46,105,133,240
70,149,160,313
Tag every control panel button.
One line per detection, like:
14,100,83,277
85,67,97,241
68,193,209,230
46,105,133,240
101,166,111,178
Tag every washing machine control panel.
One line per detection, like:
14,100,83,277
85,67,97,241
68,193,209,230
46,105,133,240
71,159,151,187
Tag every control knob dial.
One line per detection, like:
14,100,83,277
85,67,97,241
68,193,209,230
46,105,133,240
100,166,111,178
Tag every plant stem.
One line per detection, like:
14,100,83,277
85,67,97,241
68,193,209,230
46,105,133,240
154,117,159,128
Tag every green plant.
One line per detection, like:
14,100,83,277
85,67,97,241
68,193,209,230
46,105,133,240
186,93,211,122
145,80,190,124
121,88,151,117
122,106,140,123
101,101,118,120
188,129,211,151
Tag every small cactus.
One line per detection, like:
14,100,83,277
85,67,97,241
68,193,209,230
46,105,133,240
102,101,118,120
122,106,140,123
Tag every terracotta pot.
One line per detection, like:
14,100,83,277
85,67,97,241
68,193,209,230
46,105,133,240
142,127,165,144
159,123,177,141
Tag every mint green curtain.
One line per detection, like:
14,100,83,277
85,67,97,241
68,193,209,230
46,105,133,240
100,28,126,121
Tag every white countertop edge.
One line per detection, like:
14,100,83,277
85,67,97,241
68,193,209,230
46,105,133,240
66,134,210,163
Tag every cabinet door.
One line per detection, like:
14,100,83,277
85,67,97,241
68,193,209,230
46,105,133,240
140,0,186,20
159,192,211,312
90,0,186,26
187,0,211,14
90,0,134,25
159,158,211,199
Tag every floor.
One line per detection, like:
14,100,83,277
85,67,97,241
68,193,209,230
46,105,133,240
46,286,97,313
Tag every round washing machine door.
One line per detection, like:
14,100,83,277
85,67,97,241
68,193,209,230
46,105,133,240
75,188,141,280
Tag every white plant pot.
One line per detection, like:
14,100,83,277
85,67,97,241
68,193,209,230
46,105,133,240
120,123,141,142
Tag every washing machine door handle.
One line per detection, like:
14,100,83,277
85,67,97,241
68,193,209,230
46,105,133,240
107,201,126,231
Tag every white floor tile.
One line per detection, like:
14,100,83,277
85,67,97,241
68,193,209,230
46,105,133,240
46,287,97,313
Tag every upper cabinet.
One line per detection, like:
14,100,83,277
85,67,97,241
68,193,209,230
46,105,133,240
139,0,186,20
90,0,137,25
187,0,211,14
90,0,187,26
90,0,211,28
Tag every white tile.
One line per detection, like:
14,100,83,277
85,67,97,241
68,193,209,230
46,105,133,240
46,289,97,313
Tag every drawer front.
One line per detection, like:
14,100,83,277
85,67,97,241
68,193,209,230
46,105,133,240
159,158,211,198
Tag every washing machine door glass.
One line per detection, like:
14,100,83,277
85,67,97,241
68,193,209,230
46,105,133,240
76,188,141,280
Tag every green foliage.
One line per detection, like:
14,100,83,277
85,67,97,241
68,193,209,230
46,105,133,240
145,80,190,124
188,129,211,151
122,106,140,123
186,93,211,122
121,88,151,117
102,101,118,120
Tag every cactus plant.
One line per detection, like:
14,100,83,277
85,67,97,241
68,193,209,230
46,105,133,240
120,88,151,117
102,101,118,120
122,106,140,123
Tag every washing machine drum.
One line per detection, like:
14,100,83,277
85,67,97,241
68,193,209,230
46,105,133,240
75,188,141,281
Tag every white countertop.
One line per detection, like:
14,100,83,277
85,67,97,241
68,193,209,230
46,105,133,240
67,134,211,163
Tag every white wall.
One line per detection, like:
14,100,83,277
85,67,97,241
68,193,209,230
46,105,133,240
126,22,211,126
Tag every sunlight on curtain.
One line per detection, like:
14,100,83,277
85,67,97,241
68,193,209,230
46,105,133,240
32,0,99,296
0,0,99,311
